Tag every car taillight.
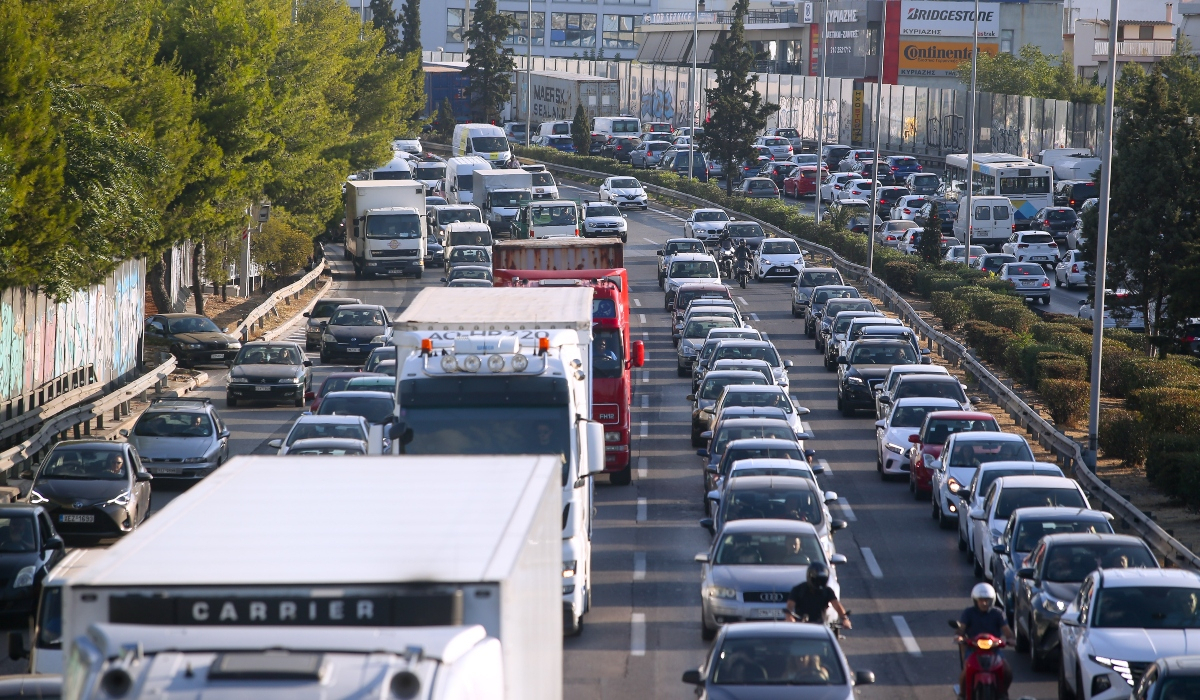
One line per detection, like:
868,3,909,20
903,208,911,214
1017,243,1029,248
917,165,923,171
529,229,535,235
1184,336,1198,342
1049,242,1058,248
1042,279,1050,287
1072,264,1079,273
575,229,580,236
891,166,899,171
1070,199,1076,205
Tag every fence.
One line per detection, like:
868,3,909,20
233,261,328,343
424,51,1102,162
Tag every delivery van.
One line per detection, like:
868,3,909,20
445,156,491,205
953,195,1015,248
452,123,512,168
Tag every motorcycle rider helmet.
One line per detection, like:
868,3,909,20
971,582,996,607
806,562,830,589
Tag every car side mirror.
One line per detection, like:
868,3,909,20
1016,567,1036,580
302,360,313,367
118,428,129,438
441,278,447,283
921,356,932,365
992,544,1007,554
831,519,848,531
18,470,32,480
830,554,848,564
696,448,709,458
693,553,709,564
682,669,704,685
700,518,715,534
45,535,64,550
968,507,986,520
855,670,876,686
908,434,921,443
700,431,712,440
824,490,838,503
219,430,230,439
656,250,663,256
136,471,153,482
302,312,310,317
878,396,892,405
706,490,720,503
686,394,696,402
784,360,794,368
836,356,848,364
268,439,283,449
920,347,931,355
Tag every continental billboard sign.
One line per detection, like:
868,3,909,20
898,40,999,76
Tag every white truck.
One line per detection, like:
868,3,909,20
343,180,426,279
1052,157,1101,182
391,287,604,636
473,170,534,236
60,456,563,700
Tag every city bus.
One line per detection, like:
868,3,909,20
944,153,1054,223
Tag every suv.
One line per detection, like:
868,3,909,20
658,238,708,288
122,397,229,480
143,314,242,368
905,172,942,195
1028,206,1079,245
1056,180,1098,211
580,201,627,241
1002,231,1060,266
663,254,721,309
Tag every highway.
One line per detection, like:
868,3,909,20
165,184,1063,699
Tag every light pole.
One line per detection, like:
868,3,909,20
963,0,981,256
866,0,887,273
1085,0,1120,467
688,0,701,180
525,0,532,147
813,0,829,222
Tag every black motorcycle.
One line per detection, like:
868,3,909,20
737,259,751,289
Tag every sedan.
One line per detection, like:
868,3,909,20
319,304,391,363
0,505,64,626
874,397,961,481
1001,231,1060,266
689,370,772,445
1054,249,1088,289
442,265,493,286
143,313,241,368
790,268,844,320
684,208,730,243
1028,206,1078,243
754,136,794,159
599,177,648,209
944,245,988,267
443,245,491,275
702,476,845,559
753,238,805,281
782,165,827,198
739,177,779,199
877,220,919,248
226,342,312,407
122,398,229,480
708,385,809,438
836,339,920,417
25,441,152,544
999,262,1052,305
891,195,930,221
316,390,396,426
696,520,846,639
678,317,742,379
302,296,361,351
283,438,368,456
875,187,910,218
761,162,798,189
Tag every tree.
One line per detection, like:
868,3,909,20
434,97,456,141
695,0,778,194
399,0,421,56
956,45,1103,104
571,104,590,154
252,209,312,283
463,0,518,123
368,0,403,55
918,208,943,264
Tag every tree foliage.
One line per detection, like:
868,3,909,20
572,104,590,154
253,209,313,282
434,97,457,141
696,0,779,194
369,0,403,55
918,208,943,264
463,0,518,123
399,0,422,56
956,45,1104,104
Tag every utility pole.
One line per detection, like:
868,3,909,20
1085,0,1120,467
866,0,887,273
688,0,700,180
814,0,829,223
525,0,532,147
964,0,981,256
242,203,270,297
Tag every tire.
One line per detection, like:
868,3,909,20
912,479,924,501
701,614,717,641
1042,296,1051,305
610,465,632,486
294,397,304,407
225,395,238,408
1030,628,1052,672
974,684,995,700
806,324,815,339
691,428,704,448
677,365,689,377
305,342,314,351
938,500,955,529
932,496,941,521
564,611,583,637
1015,615,1030,653
415,268,423,279
1057,663,1077,700
791,305,800,318
1055,274,1063,287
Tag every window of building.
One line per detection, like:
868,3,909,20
1116,25,1124,41
447,8,464,43
607,0,650,6
502,10,545,45
551,12,597,47
1138,25,1153,39
1001,29,1014,54
602,14,641,49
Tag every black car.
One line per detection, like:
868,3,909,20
836,339,920,417
875,187,910,219
720,221,766,250
143,314,241,368
226,342,312,407
0,505,63,626
303,296,362,351
602,137,640,162
761,162,797,188
790,268,844,321
316,390,396,426
24,441,152,544
588,133,608,156
1028,206,1078,243
318,304,391,364
1054,180,1097,210
804,285,862,338
668,152,709,181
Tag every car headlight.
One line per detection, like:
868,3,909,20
281,376,303,384
185,343,203,350
681,344,696,356
27,490,47,505
227,342,241,349
846,375,864,385
106,490,132,507
1091,656,1134,686
563,560,577,578
706,586,737,600
1041,596,1067,614
370,335,387,344
947,477,963,494
322,333,336,342
885,442,905,454
181,456,209,463
13,566,35,588
796,292,810,302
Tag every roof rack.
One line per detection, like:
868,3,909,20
149,397,212,406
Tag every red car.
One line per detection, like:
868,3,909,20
783,165,828,198
907,411,1000,498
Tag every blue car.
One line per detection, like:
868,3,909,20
886,155,922,184
542,135,576,153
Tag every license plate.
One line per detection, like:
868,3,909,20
152,467,182,475
255,386,272,392
211,353,224,359
60,514,94,523
1021,279,1036,286
1031,256,1048,261
388,270,402,274
753,609,786,619
346,347,361,353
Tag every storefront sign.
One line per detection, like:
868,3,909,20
851,88,864,142
900,1,1000,38
898,40,999,76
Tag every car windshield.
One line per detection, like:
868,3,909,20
762,241,800,255
450,268,492,281
331,309,384,326
447,228,492,246
235,345,303,365
722,447,803,475
450,248,490,264
588,205,621,217
134,412,214,437
1012,520,1106,552
724,391,792,413
531,205,576,226
592,330,624,379
290,445,365,455
713,425,795,454
922,418,999,445
414,164,445,180
166,317,222,334
40,447,127,480
311,300,355,318
366,213,422,239
949,246,988,258
825,301,874,318
892,405,948,428
1093,586,1200,629
895,380,966,403
677,291,728,309
948,439,1032,467
694,211,729,222
317,395,395,424
713,531,825,567
714,363,773,384
913,174,939,185
286,421,367,445
318,375,357,396
726,487,823,525
1040,543,1155,582
849,344,917,365
610,178,640,189
726,223,764,237
798,271,839,287
712,636,845,686
439,209,482,225
995,487,1085,520
345,378,394,391
1022,233,1054,244
686,319,736,339
671,261,719,278
713,346,781,366
813,289,858,305
0,517,37,553
471,136,508,152
531,172,554,187
700,374,769,400
1047,209,1077,221
491,191,525,207
667,241,706,254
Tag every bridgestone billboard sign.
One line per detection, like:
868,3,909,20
900,1,999,38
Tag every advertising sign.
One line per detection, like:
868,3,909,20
898,40,999,76
900,1,1000,38
851,88,864,142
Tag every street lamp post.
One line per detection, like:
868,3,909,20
525,0,532,147
866,0,887,273
813,0,829,223
963,0,981,256
688,0,701,180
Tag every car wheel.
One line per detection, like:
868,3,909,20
932,496,941,521
564,611,583,637
806,324,815,339
912,479,924,501
610,465,632,486
1029,627,1051,672
1055,273,1063,287
294,397,303,408
1016,615,1031,652
791,305,800,318
225,395,238,408
938,501,955,529
677,365,689,378
701,613,717,641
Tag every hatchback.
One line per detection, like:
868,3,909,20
303,297,361,351
875,187,910,218
122,398,229,480
740,177,779,199
905,172,942,195
26,441,152,544
0,505,63,626
1054,249,1089,289
226,342,312,407
630,140,671,169
999,262,1052,304
974,253,1017,276
316,390,396,426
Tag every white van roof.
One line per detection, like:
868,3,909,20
446,156,491,172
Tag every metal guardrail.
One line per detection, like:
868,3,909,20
233,261,327,342
0,357,179,476
0,365,99,448
528,156,1200,569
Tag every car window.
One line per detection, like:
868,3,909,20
712,532,825,567
891,404,946,428
311,300,355,317
721,447,803,475
849,344,917,365
0,517,38,553
1008,264,1045,276
1048,209,1077,221
676,290,729,309
894,379,966,403
449,268,492,281
670,261,719,278
798,271,840,287
723,390,792,413
813,288,858,305
40,447,128,481
686,319,736,339
1040,542,1153,582
667,241,706,254
712,425,794,454
133,412,214,437
330,309,385,326
290,445,366,455
712,635,845,686
726,223,764,238
1022,233,1054,244
235,345,303,365
948,439,1033,467
166,317,222,334
530,205,576,226
450,248,490,263
286,421,367,445
1093,586,1200,629
993,206,1010,220
587,205,621,218
318,375,357,396
974,206,991,220
922,418,999,445
995,487,1084,520
317,395,396,424
438,209,482,225
609,178,640,189
693,211,729,222
713,346,781,366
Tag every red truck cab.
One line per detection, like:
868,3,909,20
907,411,1000,497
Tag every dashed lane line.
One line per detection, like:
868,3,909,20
638,313,647,324
860,547,884,578
631,613,647,656
633,552,646,581
837,497,857,521
633,298,642,307
637,457,648,479
636,498,648,522
640,421,648,437
892,615,923,656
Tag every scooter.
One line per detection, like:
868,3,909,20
718,247,736,278
948,621,1011,700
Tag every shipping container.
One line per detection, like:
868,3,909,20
512,71,619,123
423,63,471,121
493,238,624,270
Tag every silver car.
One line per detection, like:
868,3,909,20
268,414,371,454
122,398,229,480
678,316,741,373
703,475,845,558
999,262,1052,304
696,519,846,640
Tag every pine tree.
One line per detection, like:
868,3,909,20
434,97,456,141
918,207,942,264
463,0,518,123
571,104,590,154
368,0,403,55
695,0,778,194
399,0,421,55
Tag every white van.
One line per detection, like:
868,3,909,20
538,120,572,140
517,200,579,239
452,123,512,168
444,156,491,205
953,195,1015,248
593,115,640,138
1036,147,1093,168
370,154,413,180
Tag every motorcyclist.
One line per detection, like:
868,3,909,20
735,239,751,279
718,236,736,276
786,562,851,629
956,583,1013,699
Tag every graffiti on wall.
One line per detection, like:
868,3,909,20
991,124,1022,155
926,114,966,151
0,259,144,404
640,84,676,123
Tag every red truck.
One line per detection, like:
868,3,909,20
494,239,643,485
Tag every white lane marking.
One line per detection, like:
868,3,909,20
633,298,642,307
633,552,646,580
638,313,647,324
641,394,649,408
749,313,760,322
737,296,749,306
837,498,857,521
817,458,832,475
642,370,650,383
642,237,657,244
631,613,647,656
892,615,922,656
642,331,649,341
637,457,648,478
861,547,884,578
640,420,648,437
651,209,686,222
636,498,648,522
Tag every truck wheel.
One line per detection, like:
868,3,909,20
415,268,423,279
610,465,632,486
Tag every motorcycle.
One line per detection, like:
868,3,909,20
785,607,850,640
737,259,751,289
948,621,1010,700
718,247,736,278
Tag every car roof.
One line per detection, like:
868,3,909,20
890,365,948,375
993,475,1078,490
671,253,716,261
731,458,813,470
892,397,960,408
896,374,961,384
703,370,769,381
927,411,995,421
322,391,394,399
1040,532,1144,547
714,339,772,348
327,303,385,311
801,267,838,273
1099,568,1200,587
726,475,819,490
722,385,785,394
712,359,772,367
667,237,700,243
1011,506,1109,522
318,297,362,304
832,311,882,320
949,430,1025,442
51,440,125,451
292,414,368,425
450,265,493,272
719,519,819,535
813,285,857,292
156,313,210,319
0,504,43,516
1159,656,1200,675
288,438,369,448
725,438,801,449
715,418,793,430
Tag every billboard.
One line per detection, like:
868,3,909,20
900,1,1000,38
898,40,999,77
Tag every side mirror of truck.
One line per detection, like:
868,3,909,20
631,340,645,368
584,421,606,478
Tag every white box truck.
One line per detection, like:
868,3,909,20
512,71,620,123
473,170,534,236
60,456,563,700
343,180,426,279
392,288,605,636
452,124,511,168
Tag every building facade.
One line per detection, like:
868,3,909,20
1070,6,1176,82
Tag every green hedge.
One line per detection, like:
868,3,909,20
1040,379,1090,427
1128,388,1200,435
883,260,918,293
1145,433,1200,506
931,291,970,330
963,321,1015,365
1099,408,1146,467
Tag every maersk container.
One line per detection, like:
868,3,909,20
512,71,620,123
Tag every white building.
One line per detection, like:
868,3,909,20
1070,4,1177,81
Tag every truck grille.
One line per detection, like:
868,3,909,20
372,249,419,258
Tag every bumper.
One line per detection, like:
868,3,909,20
321,342,384,361
0,594,36,625
142,461,220,479
881,451,910,474
563,580,586,619
937,489,958,518
176,347,238,365
759,265,800,278
1014,289,1051,301
614,197,648,208
1078,656,1141,700
840,383,875,408
703,599,800,628
49,505,133,540
677,354,696,370
911,465,934,491
604,431,630,470
227,383,305,400
362,259,422,275
583,228,626,238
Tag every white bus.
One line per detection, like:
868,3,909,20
944,153,1053,224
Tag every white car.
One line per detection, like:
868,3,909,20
710,385,810,447
1055,249,1088,289
1078,290,1147,332
840,179,879,203
944,245,988,266
820,172,859,203
1000,262,1052,305
874,364,950,419
891,195,931,221
966,472,1081,580
931,432,1035,530
267,414,370,454
685,208,730,243
392,138,421,154
754,136,793,159
753,238,806,281
599,176,648,209
580,201,627,241
874,397,960,480
1059,568,1200,700
898,227,925,256
663,253,722,308
1002,231,1061,266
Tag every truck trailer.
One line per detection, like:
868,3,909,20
511,71,620,123
60,456,563,700
343,180,427,278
